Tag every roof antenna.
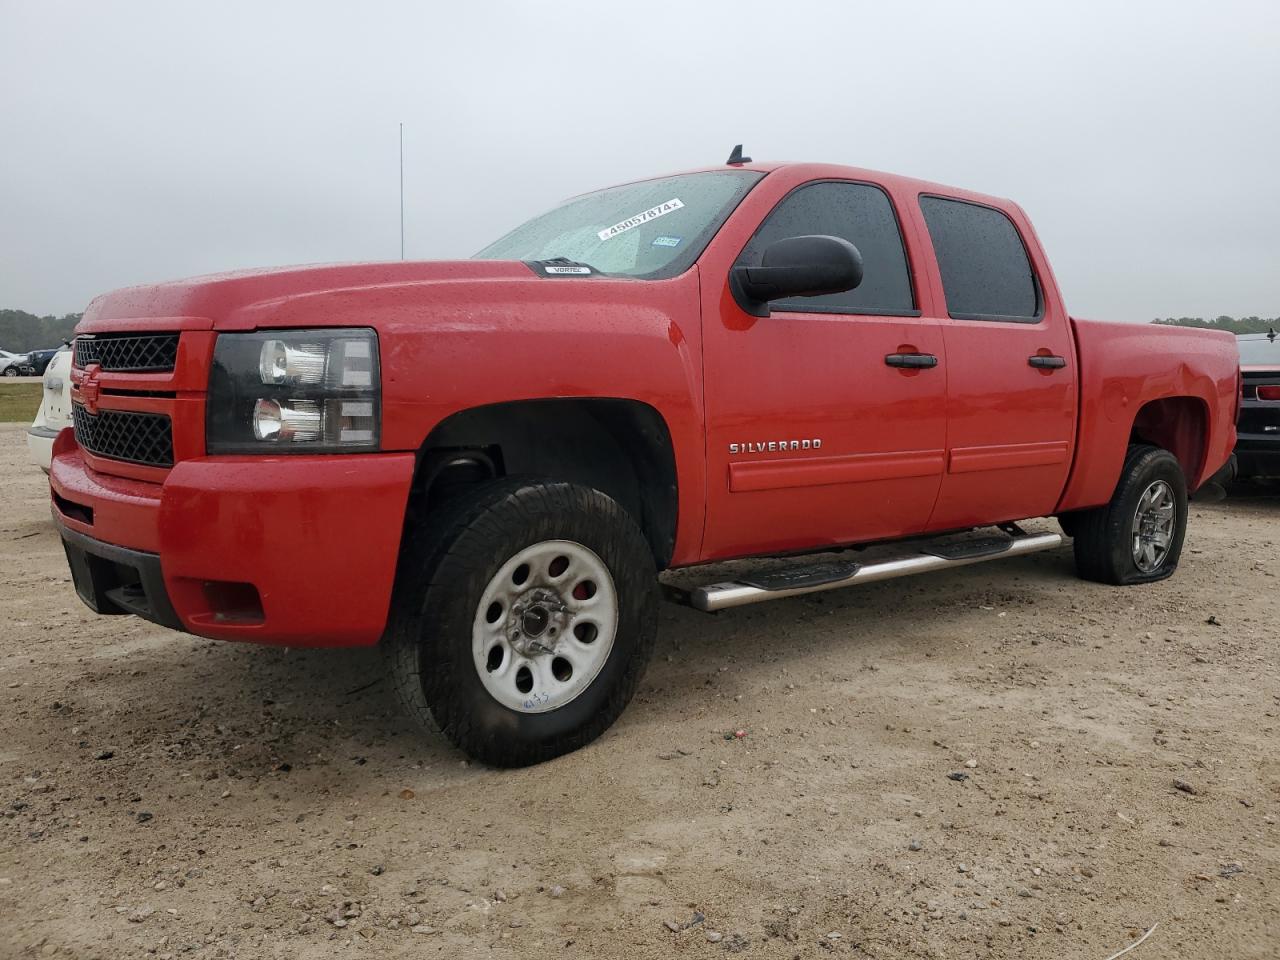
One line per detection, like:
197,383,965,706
726,144,751,165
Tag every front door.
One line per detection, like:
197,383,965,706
701,179,948,560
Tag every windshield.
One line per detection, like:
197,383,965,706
1239,334,1280,366
475,170,763,279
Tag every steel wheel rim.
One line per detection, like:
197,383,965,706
471,539,618,714
1132,479,1176,572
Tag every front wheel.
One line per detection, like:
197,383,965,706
385,478,658,767
1072,444,1188,585
2,367,17,377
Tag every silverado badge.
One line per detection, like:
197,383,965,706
729,439,823,454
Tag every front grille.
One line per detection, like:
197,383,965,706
72,404,174,467
74,333,180,372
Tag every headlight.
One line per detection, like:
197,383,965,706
259,340,326,385
206,328,380,454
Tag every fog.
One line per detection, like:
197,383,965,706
2,0,1277,321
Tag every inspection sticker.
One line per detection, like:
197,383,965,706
651,235,682,247
597,198,684,241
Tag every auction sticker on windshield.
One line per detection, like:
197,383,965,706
597,198,684,241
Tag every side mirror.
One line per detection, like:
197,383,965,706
731,235,864,317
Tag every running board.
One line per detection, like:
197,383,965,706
690,532,1063,612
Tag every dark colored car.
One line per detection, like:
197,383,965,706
19,348,62,377
1237,332,1280,479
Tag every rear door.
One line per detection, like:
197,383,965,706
915,196,1077,530
700,179,948,559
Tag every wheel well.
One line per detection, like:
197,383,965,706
1130,396,1208,487
410,399,679,569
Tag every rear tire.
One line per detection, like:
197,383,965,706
1072,444,1187,585
385,477,658,767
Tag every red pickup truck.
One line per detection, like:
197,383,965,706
51,154,1238,766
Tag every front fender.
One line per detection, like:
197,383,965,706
261,270,709,563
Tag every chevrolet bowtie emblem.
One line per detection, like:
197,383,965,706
78,364,102,415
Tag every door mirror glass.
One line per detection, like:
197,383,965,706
731,234,863,317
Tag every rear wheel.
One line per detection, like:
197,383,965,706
1072,444,1188,585
385,477,658,767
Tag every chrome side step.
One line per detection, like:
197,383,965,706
690,532,1064,612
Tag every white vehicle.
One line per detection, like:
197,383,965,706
1,349,30,377
27,346,72,472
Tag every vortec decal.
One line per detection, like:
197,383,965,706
543,265,592,275
729,439,823,454
597,198,684,241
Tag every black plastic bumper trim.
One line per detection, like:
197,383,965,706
56,521,184,632
1234,445,1280,480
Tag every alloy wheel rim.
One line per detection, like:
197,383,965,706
1132,479,1176,572
471,539,618,713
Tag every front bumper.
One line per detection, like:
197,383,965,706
60,524,184,630
51,440,417,647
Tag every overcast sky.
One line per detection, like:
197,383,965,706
2,0,1277,322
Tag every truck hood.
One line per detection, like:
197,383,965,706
78,260,545,332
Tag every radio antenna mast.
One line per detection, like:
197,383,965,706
399,122,405,260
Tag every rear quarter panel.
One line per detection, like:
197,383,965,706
1058,319,1237,510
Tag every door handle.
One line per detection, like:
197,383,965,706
884,353,939,369
1028,354,1067,369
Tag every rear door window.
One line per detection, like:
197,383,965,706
919,196,1039,321
737,181,916,316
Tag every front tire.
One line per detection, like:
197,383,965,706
385,478,658,767
1072,444,1188,585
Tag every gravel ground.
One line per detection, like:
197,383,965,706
2,421,1277,959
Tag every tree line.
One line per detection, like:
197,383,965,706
0,310,82,353
1154,315,1279,335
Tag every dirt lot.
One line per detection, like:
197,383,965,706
2,422,1277,959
